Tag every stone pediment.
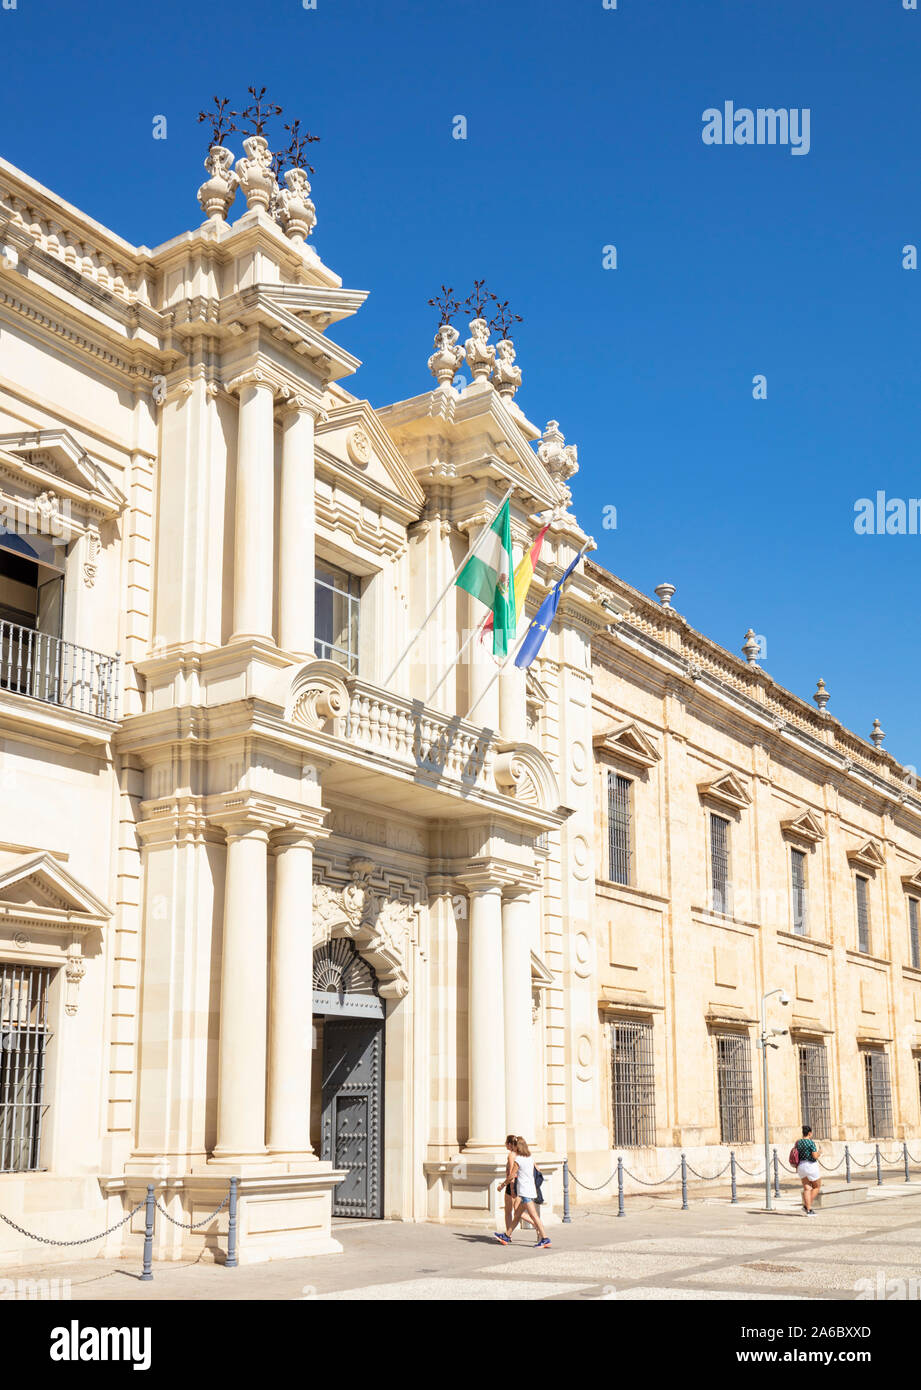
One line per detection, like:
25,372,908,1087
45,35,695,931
847,839,886,872
0,852,110,926
316,401,425,510
900,865,921,893
593,719,661,770
0,430,126,516
698,770,752,812
780,807,826,845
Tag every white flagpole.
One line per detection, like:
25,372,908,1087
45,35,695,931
382,484,513,689
465,540,591,727
426,610,491,706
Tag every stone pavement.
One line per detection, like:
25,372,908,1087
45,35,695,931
4,1187,920,1301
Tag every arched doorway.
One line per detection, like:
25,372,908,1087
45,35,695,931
312,938,384,1219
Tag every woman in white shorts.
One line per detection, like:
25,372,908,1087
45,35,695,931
795,1124,822,1213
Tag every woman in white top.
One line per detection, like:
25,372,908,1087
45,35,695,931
495,1137,550,1247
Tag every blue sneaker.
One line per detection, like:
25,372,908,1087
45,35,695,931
494,1232,511,1244
537,1237,551,1248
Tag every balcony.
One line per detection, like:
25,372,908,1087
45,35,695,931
0,619,120,724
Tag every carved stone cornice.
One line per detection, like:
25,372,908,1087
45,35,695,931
312,857,415,998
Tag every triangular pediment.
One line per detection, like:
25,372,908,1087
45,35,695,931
847,839,886,872
0,430,126,515
781,808,826,845
0,853,110,925
901,865,921,893
593,719,661,770
316,401,425,510
698,770,752,811
530,950,556,987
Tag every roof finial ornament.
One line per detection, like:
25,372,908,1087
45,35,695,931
814,678,830,714
870,718,886,748
426,286,464,390
742,629,761,666
196,96,239,222
488,299,523,401
235,86,284,213
654,583,676,609
463,280,496,385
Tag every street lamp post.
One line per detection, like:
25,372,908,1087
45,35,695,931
759,986,790,1211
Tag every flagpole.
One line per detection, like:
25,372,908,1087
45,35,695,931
465,541,591,727
382,485,513,689
425,610,491,706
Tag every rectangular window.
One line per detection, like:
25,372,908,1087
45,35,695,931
710,813,731,914
607,773,633,886
909,898,920,971
0,964,53,1173
610,1018,655,1146
856,876,871,954
314,563,360,674
863,1050,893,1139
791,849,808,936
715,1033,754,1144
798,1043,830,1138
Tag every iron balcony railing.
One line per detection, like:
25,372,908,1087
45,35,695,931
0,618,120,722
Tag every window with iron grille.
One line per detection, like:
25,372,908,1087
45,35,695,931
791,849,808,936
314,563,360,674
610,1018,655,1146
607,773,633,886
710,813,731,914
0,964,53,1173
715,1032,754,1143
862,1049,893,1138
909,897,920,971
798,1042,830,1138
855,875,871,954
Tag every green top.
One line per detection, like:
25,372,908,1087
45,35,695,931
796,1138,818,1162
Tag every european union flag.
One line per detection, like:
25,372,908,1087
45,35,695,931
514,552,583,669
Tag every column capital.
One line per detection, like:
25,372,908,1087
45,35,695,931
207,795,289,842
276,389,328,421
270,809,330,853
225,367,280,398
457,859,540,896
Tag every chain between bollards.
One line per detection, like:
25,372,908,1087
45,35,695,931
140,1184,154,1282
680,1152,688,1210
730,1150,738,1204
562,1159,572,1223
616,1155,625,1217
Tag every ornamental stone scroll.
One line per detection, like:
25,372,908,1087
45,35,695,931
287,659,352,734
311,866,413,999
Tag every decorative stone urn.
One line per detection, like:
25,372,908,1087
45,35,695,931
234,135,277,212
277,167,317,245
491,338,522,399
197,145,239,221
427,323,464,389
814,678,830,713
463,317,495,385
537,420,579,483
741,629,761,666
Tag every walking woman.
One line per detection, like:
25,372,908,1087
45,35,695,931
495,1137,551,1248
500,1134,534,1235
795,1124,822,1214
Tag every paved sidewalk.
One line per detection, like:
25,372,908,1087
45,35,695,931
4,1190,920,1301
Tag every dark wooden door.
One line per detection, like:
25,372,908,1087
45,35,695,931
321,1018,384,1218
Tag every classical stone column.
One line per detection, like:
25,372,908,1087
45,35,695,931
266,825,323,1156
462,873,506,1148
502,885,537,1142
278,400,319,658
212,815,271,1160
230,373,276,643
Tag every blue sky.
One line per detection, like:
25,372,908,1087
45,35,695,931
4,0,920,762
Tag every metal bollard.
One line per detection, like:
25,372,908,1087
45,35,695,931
772,1148,780,1198
226,1176,239,1268
904,1142,911,1184
845,1144,851,1183
875,1144,883,1187
730,1150,738,1204
680,1152,688,1210
562,1159,572,1223
141,1184,155,1282
616,1156,625,1218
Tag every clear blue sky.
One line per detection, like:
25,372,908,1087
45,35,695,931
4,0,920,764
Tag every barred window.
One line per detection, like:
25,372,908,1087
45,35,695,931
856,876,871,954
607,773,633,886
314,563,360,674
710,814,731,915
715,1032,754,1144
862,1049,893,1139
610,1018,655,1147
909,898,920,971
1,964,52,1173
798,1042,830,1138
791,849,808,936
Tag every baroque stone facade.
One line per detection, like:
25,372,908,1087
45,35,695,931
0,145,918,1267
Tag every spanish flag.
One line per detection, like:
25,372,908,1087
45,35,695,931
482,523,549,643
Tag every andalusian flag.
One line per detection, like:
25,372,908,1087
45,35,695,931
482,522,549,642
456,498,516,656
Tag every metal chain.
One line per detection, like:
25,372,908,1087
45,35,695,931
0,1197,146,1247
818,1155,846,1171
568,1169,616,1191
154,1192,229,1230
848,1152,876,1168
621,1164,683,1186
685,1161,731,1180
734,1162,767,1177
